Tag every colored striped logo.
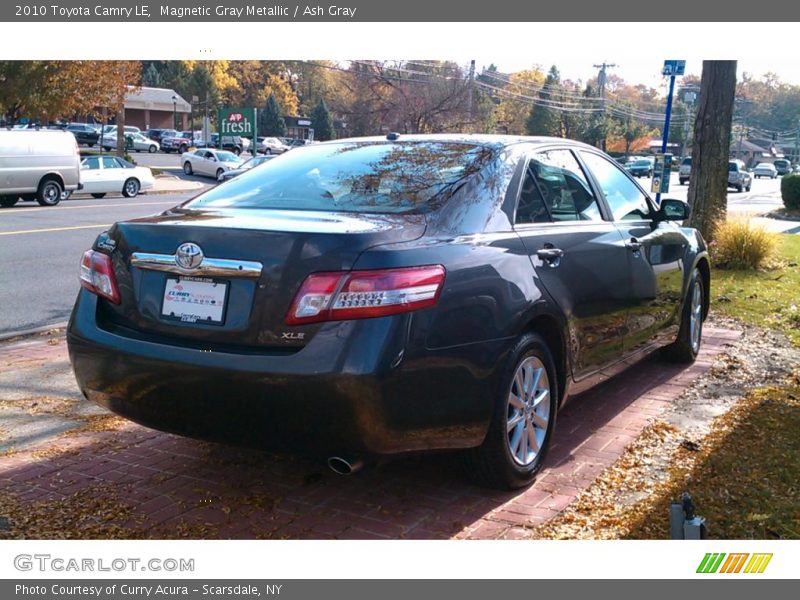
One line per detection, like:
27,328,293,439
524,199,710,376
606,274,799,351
697,553,772,574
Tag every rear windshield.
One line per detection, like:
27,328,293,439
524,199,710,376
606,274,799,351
187,141,495,214
774,160,789,167
729,162,738,172
682,157,691,165
633,159,651,166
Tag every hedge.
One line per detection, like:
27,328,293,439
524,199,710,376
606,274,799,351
781,174,800,210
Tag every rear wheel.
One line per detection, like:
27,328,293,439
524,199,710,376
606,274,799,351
663,268,704,363
0,196,19,208
36,178,62,206
216,168,224,180
183,162,193,175
122,178,140,198
149,145,157,153
679,178,687,185
179,144,188,153
91,193,106,199
736,184,743,192
233,147,241,156
464,333,558,489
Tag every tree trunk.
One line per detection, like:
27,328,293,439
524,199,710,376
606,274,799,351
687,61,737,241
115,104,126,159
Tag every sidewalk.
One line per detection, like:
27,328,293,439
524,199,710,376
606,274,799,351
0,327,740,539
150,174,205,195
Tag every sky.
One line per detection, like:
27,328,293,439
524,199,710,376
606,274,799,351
485,59,800,92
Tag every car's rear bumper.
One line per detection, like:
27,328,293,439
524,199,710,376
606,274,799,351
67,290,501,456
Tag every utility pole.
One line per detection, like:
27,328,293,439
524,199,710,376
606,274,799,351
795,119,800,165
466,59,476,131
681,90,697,158
593,62,616,150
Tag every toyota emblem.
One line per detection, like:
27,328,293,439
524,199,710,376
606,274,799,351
175,243,204,270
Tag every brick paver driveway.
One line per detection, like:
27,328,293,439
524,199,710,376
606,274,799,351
0,327,740,539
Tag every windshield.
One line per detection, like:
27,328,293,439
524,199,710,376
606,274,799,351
241,157,269,169
187,141,495,214
633,159,651,166
682,157,691,165
728,163,737,172
215,151,239,162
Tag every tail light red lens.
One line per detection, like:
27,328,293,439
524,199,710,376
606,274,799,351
286,265,446,326
79,250,121,304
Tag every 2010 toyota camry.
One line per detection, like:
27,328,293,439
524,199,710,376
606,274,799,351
67,134,709,489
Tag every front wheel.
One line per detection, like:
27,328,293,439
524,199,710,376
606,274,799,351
122,178,140,198
179,144,188,153
663,268,704,363
183,162,193,175
216,168,224,180
464,333,558,489
149,145,157,153
233,147,241,156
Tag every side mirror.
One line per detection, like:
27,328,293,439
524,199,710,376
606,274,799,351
657,198,691,222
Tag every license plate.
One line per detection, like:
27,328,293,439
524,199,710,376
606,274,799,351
162,277,227,324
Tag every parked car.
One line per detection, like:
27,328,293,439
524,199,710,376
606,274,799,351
257,137,289,155
679,156,692,185
626,157,654,178
773,159,792,176
67,134,709,489
281,137,311,149
100,125,140,137
101,132,160,153
144,128,178,144
209,133,251,155
161,131,204,153
217,155,274,182
728,159,752,192
0,129,82,207
66,123,100,147
79,155,155,198
181,148,243,179
752,163,778,179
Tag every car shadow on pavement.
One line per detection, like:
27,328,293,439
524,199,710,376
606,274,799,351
0,327,738,540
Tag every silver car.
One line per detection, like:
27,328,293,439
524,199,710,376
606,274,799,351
728,160,752,192
0,129,82,207
181,149,243,179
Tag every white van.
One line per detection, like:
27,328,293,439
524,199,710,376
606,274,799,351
0,129,82,207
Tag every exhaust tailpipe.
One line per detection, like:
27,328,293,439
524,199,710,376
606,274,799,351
327,455,364,476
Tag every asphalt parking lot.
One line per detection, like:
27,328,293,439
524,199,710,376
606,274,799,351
0,327,739,539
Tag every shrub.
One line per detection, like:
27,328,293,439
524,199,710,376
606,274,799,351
782,174,800,210
711,219,778,270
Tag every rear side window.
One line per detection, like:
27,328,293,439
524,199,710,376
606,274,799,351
188,141,496,214
102,156,121,169
515,149,602,224
580,151,651,221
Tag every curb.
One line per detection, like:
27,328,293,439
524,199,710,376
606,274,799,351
0,321,68,342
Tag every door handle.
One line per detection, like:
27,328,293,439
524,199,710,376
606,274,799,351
625,237,642,252
537,246,564,267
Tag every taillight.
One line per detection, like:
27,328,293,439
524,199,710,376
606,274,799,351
79,250,121,304
286,265,445,325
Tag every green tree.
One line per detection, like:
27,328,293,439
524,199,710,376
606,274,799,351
525,66,561,136
258,93,286,137
311,99,335,141
142,63,162,87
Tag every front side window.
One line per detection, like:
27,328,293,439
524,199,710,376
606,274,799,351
81,157,100,170
580,151,651,221
515,149,602,224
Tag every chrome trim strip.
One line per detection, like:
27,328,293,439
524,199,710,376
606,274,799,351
130,252,263,278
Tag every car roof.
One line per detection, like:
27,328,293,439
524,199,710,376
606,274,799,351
314,133,599,152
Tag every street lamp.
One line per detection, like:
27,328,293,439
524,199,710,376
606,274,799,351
172,95,177,130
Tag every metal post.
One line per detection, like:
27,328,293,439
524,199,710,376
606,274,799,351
656,74,676,206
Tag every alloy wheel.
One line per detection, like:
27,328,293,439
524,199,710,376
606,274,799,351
506,356,551,466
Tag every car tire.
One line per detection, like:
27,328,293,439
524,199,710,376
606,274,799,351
122,178,140,198
662,268,704,364
679,179,687,185
233,147,241,156
103,147,111,152
216,168,224,180
149,145,157,153
36,178,63,206
746,184,751,192
179,144,188,153
88,143,94,148
736,184,743,192
91,193,106,199
0,195,19,208
183,162,193,175
265,148,271,155
464,332,558,489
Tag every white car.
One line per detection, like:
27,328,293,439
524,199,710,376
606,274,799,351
100,125,140,136
101,132,160,153
752,163,778,179
257,137,289,155
182,149,243,179
79,155,155,198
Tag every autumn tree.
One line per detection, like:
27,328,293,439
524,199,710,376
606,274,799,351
688,61,738,241
492,67,545,134
311,99,335,141
259,94,287,137
0,61,141,126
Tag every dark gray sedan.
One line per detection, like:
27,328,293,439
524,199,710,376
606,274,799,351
67,135,709,489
